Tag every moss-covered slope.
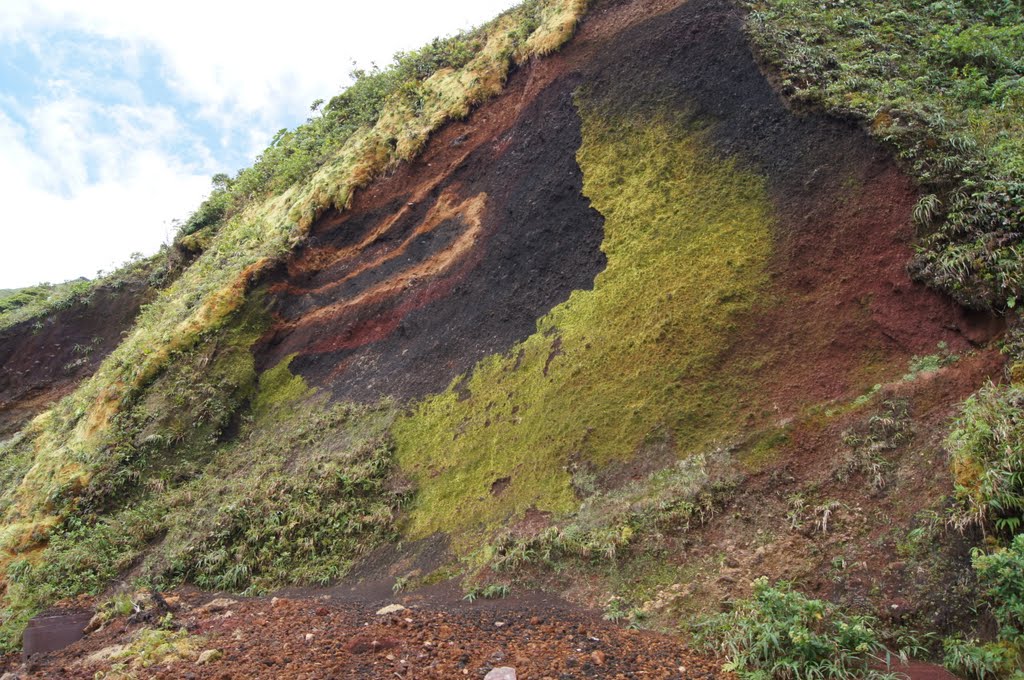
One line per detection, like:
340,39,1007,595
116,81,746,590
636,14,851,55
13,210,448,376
0,0,1021,669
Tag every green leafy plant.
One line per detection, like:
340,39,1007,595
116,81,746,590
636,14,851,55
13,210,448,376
941,535,1024,678
462,583,510,602
692,577,914,679
947,383,1024,535
974,536,1024,647
942,636,1016,680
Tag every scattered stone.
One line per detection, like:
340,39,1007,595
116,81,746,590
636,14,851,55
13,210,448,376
201,598,238,613
84,612,104,634
591,650,606,666
376,604,407,615
484,668,517,680
197,649,223,665
85,645,126,665
1,672,19,680
305,633,314,642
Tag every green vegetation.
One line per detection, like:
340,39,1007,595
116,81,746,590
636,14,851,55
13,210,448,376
692,577,916,679
944,535,1024,679
745,0,1024,310
943,383,1024,676
837,398,912,491
948,382,1024,535
394,100,774,545
0,252,167,332
463,583,512,601
488,450,739,571
102,626,203,674
902,342,960,381
973,536,1024,656
0,304,408,649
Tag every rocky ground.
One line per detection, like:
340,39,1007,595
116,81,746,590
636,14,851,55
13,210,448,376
1,590,729,679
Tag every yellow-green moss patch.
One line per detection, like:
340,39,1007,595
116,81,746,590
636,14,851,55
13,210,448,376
394,102,775,546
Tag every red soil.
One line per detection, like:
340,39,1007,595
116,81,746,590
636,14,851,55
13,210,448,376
8,594,729,679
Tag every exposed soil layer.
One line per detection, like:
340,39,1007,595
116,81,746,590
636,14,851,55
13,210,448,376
257,0,998,407
7,593,728,679
0,281,150,438
256,76,606,401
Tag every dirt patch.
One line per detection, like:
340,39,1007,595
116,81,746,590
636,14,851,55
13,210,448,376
7,593,729,679
0,281,151,437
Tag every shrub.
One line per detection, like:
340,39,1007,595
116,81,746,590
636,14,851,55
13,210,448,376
692,577,913,679
947,383,1024,535
942,535,1024,678
974,535,1024,647
942,636,1017,680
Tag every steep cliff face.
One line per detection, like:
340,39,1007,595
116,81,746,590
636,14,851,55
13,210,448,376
0,0,1014,662
256,0,999,544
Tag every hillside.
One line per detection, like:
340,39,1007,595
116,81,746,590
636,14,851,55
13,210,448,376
1,0,1023,677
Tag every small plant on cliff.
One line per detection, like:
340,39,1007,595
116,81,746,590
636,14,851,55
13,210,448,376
947,383,1024,536
691,577,915,679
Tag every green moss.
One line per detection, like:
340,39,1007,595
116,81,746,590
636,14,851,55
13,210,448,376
251,355,314,421
740,428,791,472
394,102,774,546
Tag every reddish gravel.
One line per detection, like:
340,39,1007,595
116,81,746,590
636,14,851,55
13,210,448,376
9,593,729,679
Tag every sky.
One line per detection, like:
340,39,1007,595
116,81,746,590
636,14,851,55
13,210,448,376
0,0,521,289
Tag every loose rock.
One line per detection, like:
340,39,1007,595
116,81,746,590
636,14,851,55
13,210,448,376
197,649,223,665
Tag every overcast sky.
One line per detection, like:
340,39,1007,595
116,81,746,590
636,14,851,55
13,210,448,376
0,0,520,289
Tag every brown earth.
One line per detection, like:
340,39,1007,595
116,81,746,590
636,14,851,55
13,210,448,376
258,0,1006,658
0,280,152,438
6,592,728,679
256,0,999,411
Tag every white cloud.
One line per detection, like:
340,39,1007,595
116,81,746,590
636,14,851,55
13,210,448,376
0,1,522,132
0,0,524,288
0,93,211,287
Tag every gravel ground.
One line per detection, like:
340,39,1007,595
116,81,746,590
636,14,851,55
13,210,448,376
6,591,729,679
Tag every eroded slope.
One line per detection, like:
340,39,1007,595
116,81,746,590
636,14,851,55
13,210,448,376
0,0,1014,666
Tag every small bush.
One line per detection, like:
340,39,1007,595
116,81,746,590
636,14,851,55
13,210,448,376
947,383,1024,535
974,535,1024,648
692,577,913,679
489,450,738,571
941,535,1024,678
943,636,1018,680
